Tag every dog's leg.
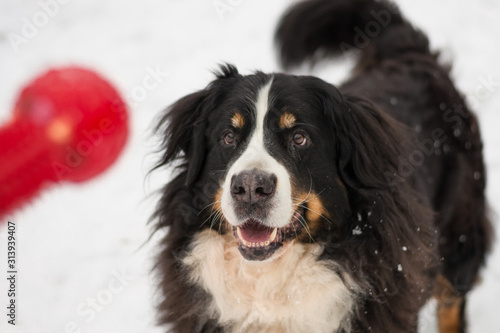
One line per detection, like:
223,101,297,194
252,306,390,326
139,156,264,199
435,275,466,333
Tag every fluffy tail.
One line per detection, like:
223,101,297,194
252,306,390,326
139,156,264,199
275,0,431,69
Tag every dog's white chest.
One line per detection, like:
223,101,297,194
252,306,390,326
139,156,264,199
183,230,356,333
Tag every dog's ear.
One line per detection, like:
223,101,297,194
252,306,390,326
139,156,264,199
329,94,407,192
154,64,240,186
154,89,210,186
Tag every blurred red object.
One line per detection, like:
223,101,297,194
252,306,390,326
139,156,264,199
0,67,129,217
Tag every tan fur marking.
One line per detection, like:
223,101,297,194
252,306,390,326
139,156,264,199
212,188,231,232
434,275,463,333
231,112,245,129
214,188,223,212
304,195,328,223
293,192,330,242
279,112,296,129
438,300,462,333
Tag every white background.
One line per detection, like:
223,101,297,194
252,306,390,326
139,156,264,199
0,0,499,332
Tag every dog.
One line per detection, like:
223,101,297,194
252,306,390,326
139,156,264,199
151,0,492,332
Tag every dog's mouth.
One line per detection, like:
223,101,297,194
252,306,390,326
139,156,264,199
233,206,305,261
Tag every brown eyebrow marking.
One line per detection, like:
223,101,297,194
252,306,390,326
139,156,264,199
279,112,296,129
231,112,245,129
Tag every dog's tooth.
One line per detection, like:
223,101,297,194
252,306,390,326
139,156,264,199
269,228,278,242
265,241,270,246
260,242,264,246
236,227,243,240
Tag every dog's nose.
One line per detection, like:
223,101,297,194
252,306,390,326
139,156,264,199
230,170,277,204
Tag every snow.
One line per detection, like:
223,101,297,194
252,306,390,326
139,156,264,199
0,0,499,332
352,226,363,236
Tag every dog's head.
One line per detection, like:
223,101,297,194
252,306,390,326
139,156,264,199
156,64,407,261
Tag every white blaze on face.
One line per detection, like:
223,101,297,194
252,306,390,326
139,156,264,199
221,79,293,228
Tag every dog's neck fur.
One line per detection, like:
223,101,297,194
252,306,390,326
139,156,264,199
183,229,357,333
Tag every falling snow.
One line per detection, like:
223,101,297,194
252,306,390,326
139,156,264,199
352,226,363,235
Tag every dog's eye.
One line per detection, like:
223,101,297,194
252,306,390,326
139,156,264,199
224,131,235,145
292,132,307,146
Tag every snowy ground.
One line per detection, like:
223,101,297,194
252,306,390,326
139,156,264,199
0,0,499,332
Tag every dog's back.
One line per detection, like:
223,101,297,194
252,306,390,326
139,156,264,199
276,0,492,331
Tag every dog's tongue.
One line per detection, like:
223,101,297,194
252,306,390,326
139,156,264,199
239,220,275,243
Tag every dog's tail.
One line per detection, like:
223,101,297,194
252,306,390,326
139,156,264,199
275,0,431,70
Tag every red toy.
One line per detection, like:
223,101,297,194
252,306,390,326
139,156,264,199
0,67,129,217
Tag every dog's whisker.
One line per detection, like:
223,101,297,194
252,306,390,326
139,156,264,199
292,189,326,206
210,210,224,231
299,204,333,225
197,200,221,217
291,217,300,240
297,214,315,243
210,170,227,176
201,206,223,229
217,216,224,234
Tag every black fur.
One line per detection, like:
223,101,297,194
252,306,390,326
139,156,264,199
152,1,492,332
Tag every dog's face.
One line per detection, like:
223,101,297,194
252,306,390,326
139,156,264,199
199,72,352,261
214,77,352,261
159,65,399,262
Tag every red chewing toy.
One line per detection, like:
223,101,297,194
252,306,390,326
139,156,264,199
0,67,129,217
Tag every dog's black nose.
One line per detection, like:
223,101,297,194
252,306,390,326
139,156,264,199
230,170,277,204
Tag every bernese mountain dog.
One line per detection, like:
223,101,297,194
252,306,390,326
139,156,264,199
151,0,492,332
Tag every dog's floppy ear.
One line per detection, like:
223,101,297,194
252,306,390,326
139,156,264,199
154,89,210,186
325,91,439,333
330,94,407,192
154,64,240,186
